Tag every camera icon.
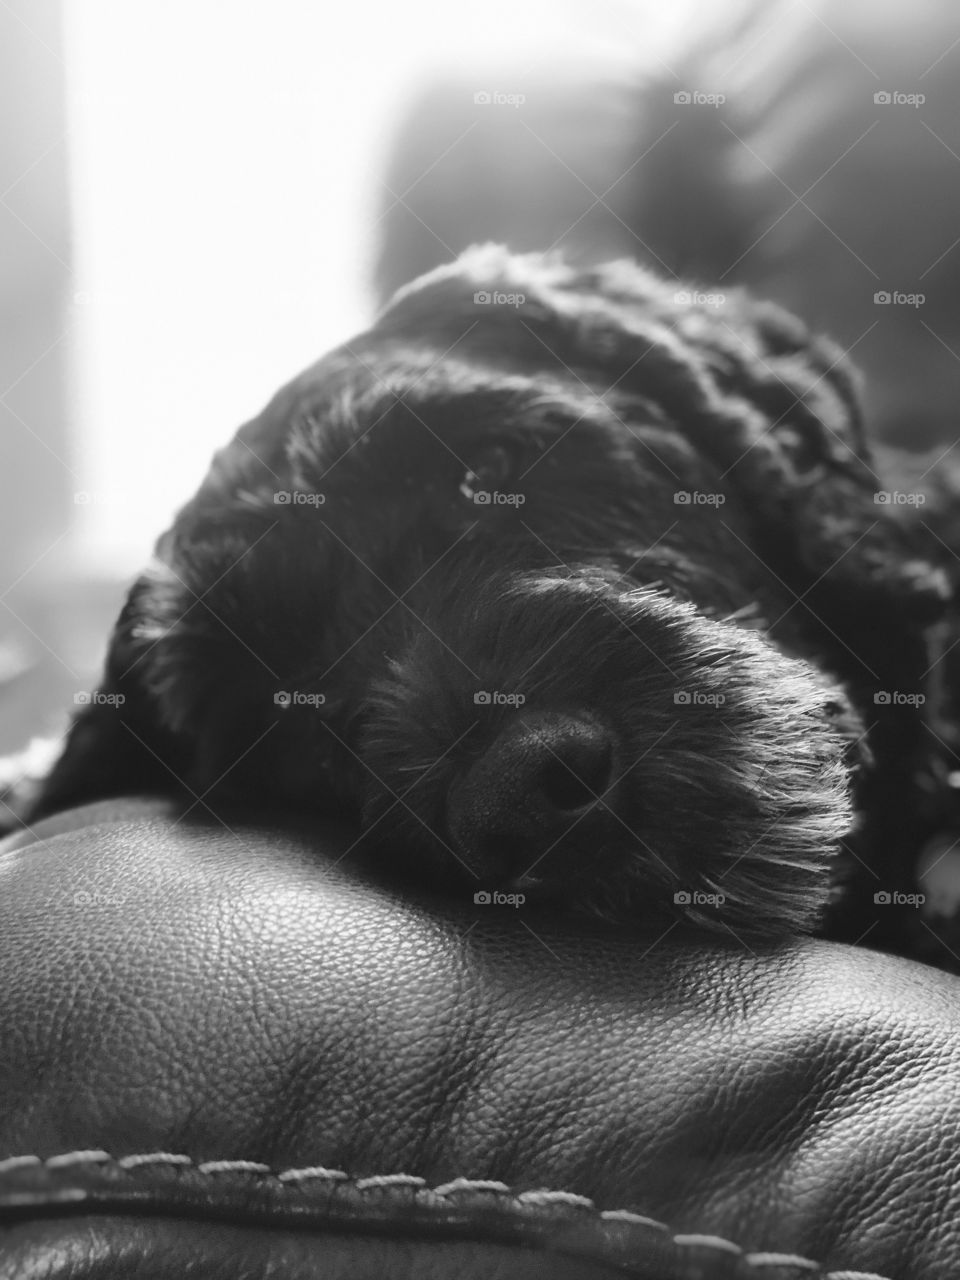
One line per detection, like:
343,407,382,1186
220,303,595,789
674,91,692,104
473,490,492,504
73,891,92,907
874,291,891,305
874,891,891,904
874,491,891,504
673,891,691,904
474,891,491,904
274,691,292,707
474,691,492,705
274,491,292,504
74,491,91,505
473,91,491,105
673,290,691,305
673,491,691,504
873,691,891,705
473,291,491,304
74,691,91,705
673,691,691,705
874,91,892,105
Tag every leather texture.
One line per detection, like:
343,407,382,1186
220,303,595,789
0,801,958,1279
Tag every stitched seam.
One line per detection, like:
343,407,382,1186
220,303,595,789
0,1148,891,1279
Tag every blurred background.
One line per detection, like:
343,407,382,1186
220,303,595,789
2,0,959,750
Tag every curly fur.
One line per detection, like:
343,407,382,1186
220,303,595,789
11,246,957,950
361,569,858,936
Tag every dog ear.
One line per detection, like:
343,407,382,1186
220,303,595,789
31,573,191,819
33,398,305,822
596,268,951,628
381,246,950,627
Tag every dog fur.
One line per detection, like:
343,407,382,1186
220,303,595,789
12,244,958,952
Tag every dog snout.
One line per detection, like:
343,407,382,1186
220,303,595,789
446,711,617,876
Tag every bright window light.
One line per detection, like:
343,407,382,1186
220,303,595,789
62,0,680,573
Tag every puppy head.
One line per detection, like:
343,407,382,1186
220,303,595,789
42,246,945,937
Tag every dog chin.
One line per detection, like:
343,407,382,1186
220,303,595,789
357,568,859,939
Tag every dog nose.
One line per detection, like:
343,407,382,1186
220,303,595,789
535,728,614,811
447,711,616,875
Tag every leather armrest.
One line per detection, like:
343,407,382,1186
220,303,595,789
1,801,958,1279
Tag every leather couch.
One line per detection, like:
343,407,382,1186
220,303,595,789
1,799,958,1278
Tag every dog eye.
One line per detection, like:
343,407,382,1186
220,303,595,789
459,446,510,501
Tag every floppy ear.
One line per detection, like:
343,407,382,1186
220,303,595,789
31,574,191,819
635,267,946,624
566,262,952,656
632,281,950,623
33,396,302,822
382,246,950,627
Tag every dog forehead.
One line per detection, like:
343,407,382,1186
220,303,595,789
283,356,597,483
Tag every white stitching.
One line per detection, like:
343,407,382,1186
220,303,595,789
118,1153,194,1170
674,1232,743,1257
432,1177,512,1197
197,1160,272,1175
0,1156,41,1174
45,1150,112,1170
276,1166,350,1184
354,1174,427,1191
0,1149,894,1280
599,1208,671,1232
517,1189,595,1210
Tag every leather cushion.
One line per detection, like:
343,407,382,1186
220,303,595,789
1,801,958,1279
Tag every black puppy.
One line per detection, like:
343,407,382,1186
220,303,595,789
12,246,958,947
